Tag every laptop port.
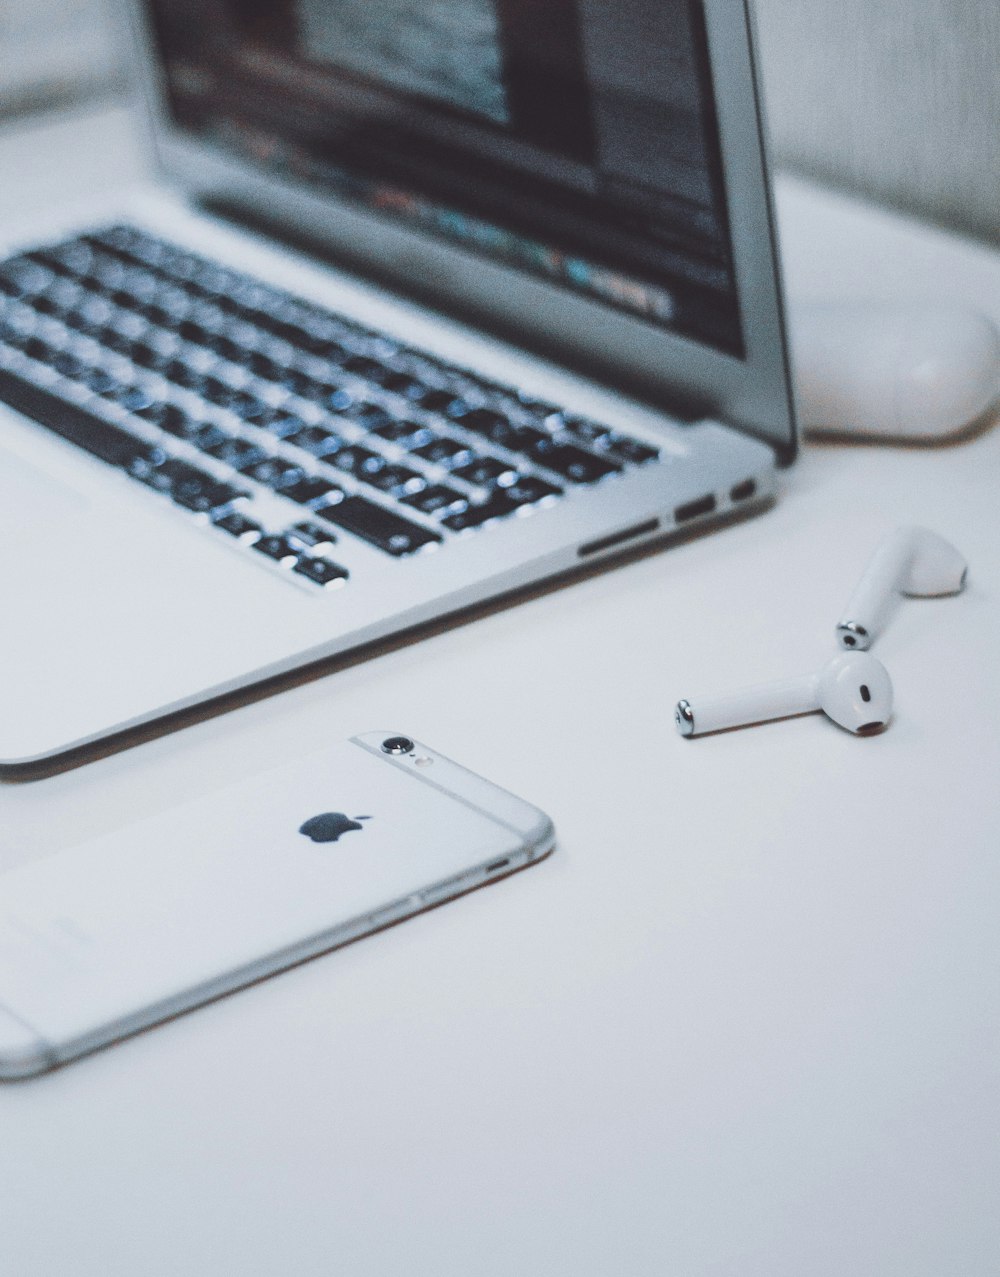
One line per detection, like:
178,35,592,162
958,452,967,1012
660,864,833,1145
674,494,716,523
729,478,757,503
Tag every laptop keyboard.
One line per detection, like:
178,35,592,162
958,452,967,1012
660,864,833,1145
0,225,661,588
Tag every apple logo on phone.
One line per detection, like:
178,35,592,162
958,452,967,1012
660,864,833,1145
299,813,371,844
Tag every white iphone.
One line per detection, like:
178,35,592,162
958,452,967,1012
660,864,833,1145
0,732,554,1078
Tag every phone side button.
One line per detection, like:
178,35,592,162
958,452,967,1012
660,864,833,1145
485,850,531,876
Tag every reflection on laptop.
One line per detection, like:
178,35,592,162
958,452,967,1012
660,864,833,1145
0,0,794,768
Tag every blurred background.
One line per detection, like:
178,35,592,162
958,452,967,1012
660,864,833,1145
0,0,997,244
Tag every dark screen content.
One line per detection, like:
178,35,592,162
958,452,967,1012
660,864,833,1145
148,0,744,355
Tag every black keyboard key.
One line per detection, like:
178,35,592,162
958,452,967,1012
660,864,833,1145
173,480,245,513
341,353,386,380
203,332,241,363
241,396,282,427
212,510,261,539
289,521,337,549
108,289,138,314
460,372,504,399
52,350,85,379
0,320,22,349
345,401,395,431
280,367,323,399
316,496,442,556
324,387,354,413
204,436,267,469
328,445,385,478
151,404,194,438
293,556,349,586
452,456,516,488
417,387,467,416
0,365,155,468
190,422,232,452
0,261,49,299
95,374,135,402
200,376,248,409
411,437,472,467
178,318,213,346
370,417,431,446
128,341,161,371
517,396,562,420
247,351,284,382
440,476,561,532
23,335,54,364
124,450,170,487
441,492,517,532
240,456,305,490
503,476,562,504
31,293,62,317
0,265,32,298
0,320,24,347
527,440,621,483
222,390,271,422
252,535,299,566
152,457,203,496
133,302,171,329
363,464,425,495
280,475,342,506
380,370,424,398
258,412,307,440
163,359,202,390
62,310,100,337
454,407,524,450
159,460,247,512
509,426,550,451
300,335,348,362
285,425,345,457
80,368,118,396
116,385,159,414
560,416,613,446
155,248,200,282
401,484,467,516
604,434,660,465
260,317,307,348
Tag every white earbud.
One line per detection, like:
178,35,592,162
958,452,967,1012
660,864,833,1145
675,651,893,737
836,526,967,650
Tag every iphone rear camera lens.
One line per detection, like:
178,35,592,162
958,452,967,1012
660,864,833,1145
381,736,415,755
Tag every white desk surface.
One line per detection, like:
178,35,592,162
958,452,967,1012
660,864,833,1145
2,105,999,1277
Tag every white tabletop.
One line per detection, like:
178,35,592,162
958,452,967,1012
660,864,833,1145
2,105,999,1277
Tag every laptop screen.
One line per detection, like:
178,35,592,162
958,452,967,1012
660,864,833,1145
146,0,745,360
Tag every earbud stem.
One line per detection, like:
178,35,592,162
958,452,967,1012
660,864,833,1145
837,529,914,650
837,526,968,650
677,672,818,736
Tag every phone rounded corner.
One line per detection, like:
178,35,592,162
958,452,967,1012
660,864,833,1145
524,814,557,862
0,1007,57,1081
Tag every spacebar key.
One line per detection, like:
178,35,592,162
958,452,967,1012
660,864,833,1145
0,367,149,467
318,496,442,557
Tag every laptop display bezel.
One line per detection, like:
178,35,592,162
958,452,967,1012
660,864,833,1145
123,0,797,464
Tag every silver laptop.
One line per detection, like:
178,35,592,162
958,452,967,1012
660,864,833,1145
0,0,795,769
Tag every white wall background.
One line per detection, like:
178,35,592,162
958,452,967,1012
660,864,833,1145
0,0,997,244
0,0,123,112
753,0,1000,244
